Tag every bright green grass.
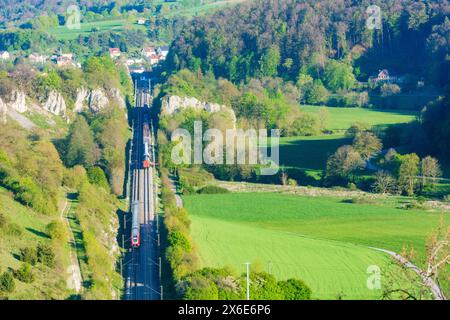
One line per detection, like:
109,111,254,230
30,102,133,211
191,215,389,299
48,19,145,41
301,106,418,132
0,187,72,299
184,192,448,299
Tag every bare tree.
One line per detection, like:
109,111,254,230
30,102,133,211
353,131,382,160
372,170,396,194
420,156,442,188
382,220,449,300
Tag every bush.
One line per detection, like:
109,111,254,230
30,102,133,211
14,263,34,283
3,222,23,237
87,166,110,191
197,185,230,194
0,271,15,293
46,220,67,241
37,243,55,267
19,247,38,266
278,279,312,300
0,213,6,229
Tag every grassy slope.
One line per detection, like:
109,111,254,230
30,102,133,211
184,192,448,299
278,107,418,172
0,187,72,299
301,106,418,132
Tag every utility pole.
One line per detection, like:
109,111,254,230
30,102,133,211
245,262,251,300
160,285,163,300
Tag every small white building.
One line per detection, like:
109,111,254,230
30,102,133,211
109,48,121,59
29,53,48,64
0,51,10,60
157,46,169,59
137,18,146,25
142,46,156,58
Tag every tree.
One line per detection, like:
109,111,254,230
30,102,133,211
352,132,382,160
65,116,98,168
372,171,396,194
323,60,356,92
37,243,55,268
397,153,420,196
345,122,370,138
14,263,34,283
420,156,441,188
278,279,312,300
0,271,15,293
46,220,67,242
19,247,38,266
305,80,329,105
259,45,281,78
325,145,364,184
87,166,110,191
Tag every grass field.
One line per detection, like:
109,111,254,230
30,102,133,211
277,107,418,173
184,192,448,299
301,106,418,132
48,19,146,41
0,187,72,299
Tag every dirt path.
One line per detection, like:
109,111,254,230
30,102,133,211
61,193,83,294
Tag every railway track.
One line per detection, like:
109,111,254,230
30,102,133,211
125,79,161,300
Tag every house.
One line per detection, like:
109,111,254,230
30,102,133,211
149,54,160,65
157,46,169,59
29,53,48,64
142,46,156,58
54,53,74,67
126,58,145,66
137,18,146,25
0,51,10,60
369,69,401,84
377,69,390,81
109,48,121,59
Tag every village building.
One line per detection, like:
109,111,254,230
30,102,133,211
0,51,10,60
142,46,157,58
148,54,160,65
157,46,169,60
29,53,48,64
137,18,146,25
109,48,121,59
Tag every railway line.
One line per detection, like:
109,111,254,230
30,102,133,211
125,77,161,300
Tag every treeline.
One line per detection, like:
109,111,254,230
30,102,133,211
0,122,63,215
159,69,332,136
0,121,121,299
166,0,449,87
58,106,129,196
158,141,312,300
63,165,122,299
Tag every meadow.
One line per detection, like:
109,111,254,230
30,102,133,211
48,19,146,41
277,107,418,173
0,187,72,299
184,192,448,299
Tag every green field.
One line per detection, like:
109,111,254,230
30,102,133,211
277,107,418,173
48,19,146,41
301,106,418,132
184,192,447,299
0,187,72,299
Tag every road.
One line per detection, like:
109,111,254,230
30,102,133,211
125,77,161,300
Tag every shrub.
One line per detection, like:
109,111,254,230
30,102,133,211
46,220,67,241
19,247,38,266
278,279,312,300
87,166,110,191
14,263,34,283
197,185,230,194
37,243,55,268
0,271,15,293
0,213,5,228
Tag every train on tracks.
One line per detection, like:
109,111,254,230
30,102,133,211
131,200,140,248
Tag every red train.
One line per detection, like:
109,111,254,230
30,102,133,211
131,200,140,248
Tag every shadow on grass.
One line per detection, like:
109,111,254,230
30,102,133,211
26,227,50,239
